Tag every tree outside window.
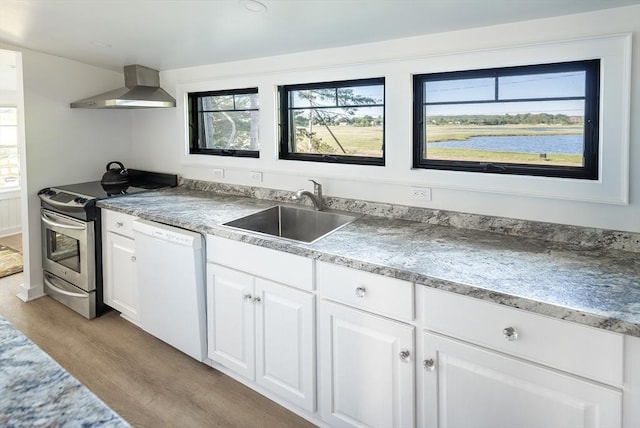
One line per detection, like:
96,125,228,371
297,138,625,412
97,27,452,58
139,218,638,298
188,88,259,157
279,78,385,165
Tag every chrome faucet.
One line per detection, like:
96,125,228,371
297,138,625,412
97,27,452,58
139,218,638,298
293,179,323,211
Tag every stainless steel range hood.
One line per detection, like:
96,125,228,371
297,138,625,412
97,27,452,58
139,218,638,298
70,64,176,109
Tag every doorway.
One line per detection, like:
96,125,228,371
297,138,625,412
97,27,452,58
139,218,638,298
0,49,23,278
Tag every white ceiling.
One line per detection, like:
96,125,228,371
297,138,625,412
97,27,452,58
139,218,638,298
0,0,638,72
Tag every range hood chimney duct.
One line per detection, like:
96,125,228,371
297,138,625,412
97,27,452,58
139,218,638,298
70,64,176,109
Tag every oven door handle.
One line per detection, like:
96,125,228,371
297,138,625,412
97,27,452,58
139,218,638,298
43,273,88,298
41,212,86,230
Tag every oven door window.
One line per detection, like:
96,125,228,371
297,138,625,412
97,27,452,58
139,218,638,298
46,229,81,272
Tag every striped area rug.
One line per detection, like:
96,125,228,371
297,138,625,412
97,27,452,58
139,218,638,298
0,244,22,279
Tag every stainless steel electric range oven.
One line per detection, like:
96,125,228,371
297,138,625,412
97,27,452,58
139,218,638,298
38,170,177,319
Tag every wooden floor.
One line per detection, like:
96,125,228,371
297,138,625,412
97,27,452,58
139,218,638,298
0,273,316,428
0,233,22,252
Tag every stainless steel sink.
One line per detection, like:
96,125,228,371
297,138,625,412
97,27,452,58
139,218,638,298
223,205,359,243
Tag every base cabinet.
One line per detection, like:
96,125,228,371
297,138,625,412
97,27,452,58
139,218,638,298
419,330,622,428
103,231,139,322
319,300,415,428
207,263,315,412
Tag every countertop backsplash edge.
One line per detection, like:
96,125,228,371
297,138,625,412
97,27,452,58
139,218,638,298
180,178,640,253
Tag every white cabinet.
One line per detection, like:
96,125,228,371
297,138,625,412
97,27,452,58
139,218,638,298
417,286,624,428
102,209,139,323
419,330,622,428
207,263,315,412
317,262,416,428
420,287,623,386
255,276,315,411
317,261,414,321
207,235,313,290
204,234,634,428
319,300,415,428
207,265,255,378
103,232,138,320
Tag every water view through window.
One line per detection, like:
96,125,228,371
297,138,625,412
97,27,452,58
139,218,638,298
414,60,600,178
425,71,586,166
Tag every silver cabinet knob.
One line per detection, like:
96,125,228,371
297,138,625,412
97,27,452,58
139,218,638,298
130,255,136,262
423,358,436,371
115,221,124,228
503,326,518,341
253,296,261,303
355,286,367,298
399,349,411,362
243,293,253,301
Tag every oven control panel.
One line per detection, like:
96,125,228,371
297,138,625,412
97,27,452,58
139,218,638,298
38,188,93,210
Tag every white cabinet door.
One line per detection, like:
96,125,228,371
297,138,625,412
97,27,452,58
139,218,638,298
419,331,622,428
255,278,315,412
103,231,139,322
319,300,415,428
207,264,255,380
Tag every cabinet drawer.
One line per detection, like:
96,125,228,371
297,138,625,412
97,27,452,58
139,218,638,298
317,261,414,321
421,287,624,387
103,209,137,238
206,235,313,291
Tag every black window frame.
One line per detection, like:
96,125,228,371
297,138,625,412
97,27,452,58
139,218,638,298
412,60,600,179
279,77,386,166
188,87,260,158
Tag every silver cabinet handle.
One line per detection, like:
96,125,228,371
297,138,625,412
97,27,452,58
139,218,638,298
243,293,253,301
253,296,261,303
355,286,367,298
116,221,124,228
423,358,436,371
503,326,518,341
399,349,410,362
130,255,136,262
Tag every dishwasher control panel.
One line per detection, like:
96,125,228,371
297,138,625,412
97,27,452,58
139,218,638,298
133,219,202,249
152,228,195,246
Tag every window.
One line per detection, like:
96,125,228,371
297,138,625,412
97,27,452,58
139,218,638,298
413,60,600,179
279,78,385,165
0,107,20,189
188,88,259,157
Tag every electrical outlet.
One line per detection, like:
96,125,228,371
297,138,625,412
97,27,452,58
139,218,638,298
250,171,263,182
410,186,432,201
212,168,224,179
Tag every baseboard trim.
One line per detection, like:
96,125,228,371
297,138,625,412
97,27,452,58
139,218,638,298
16,283,45,302
0,226,22,238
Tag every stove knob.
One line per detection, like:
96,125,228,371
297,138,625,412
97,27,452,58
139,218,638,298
74,197,87,204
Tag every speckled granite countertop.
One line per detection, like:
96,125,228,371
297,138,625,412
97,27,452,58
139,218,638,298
97,186,640,337
0,316,130,427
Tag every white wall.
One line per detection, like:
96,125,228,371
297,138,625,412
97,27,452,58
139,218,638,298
0,190,21,237
0,42,135,299
131,5,640,233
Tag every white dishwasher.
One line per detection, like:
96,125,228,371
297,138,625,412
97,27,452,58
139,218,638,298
132,219,206,361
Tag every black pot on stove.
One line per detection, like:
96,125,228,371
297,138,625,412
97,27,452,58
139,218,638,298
101,161,130,186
